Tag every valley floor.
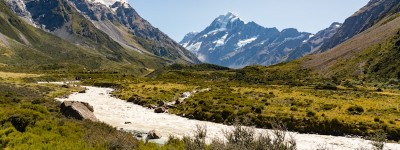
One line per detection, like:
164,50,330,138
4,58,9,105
56,85,400,149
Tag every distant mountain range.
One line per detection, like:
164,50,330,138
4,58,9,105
183,0,400,70
0,0,199,73
2,0,399,78
180,12,342,68
285,22,342,61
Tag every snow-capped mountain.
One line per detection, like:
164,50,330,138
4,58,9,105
5,0,199,64
180,12,313,68
90,0,127,6
285,22,342,61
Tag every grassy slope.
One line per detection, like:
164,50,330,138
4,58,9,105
302,12,400,80
0,73,138,149
92,62,397,140
85,5,400,143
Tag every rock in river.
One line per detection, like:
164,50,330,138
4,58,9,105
60,101,98,122
147,130,162,139
154,107,166,113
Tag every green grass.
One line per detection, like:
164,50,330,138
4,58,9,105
113,81,197,105
97,62,400,141
0,75,139,149
328,30,400,81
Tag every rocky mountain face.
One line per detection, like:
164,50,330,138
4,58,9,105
285,22,342,61
180,12,312,68
4,0,199,65
69,0,198,63
0,0,160,73
182,0,400,68
318,0,400,52
302,0,400,78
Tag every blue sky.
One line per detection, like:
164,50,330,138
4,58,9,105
129,0,370,41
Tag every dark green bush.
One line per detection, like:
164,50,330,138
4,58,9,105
315,82,338,90
320,104,337,111
347,105,364,115
222,109,235,120
306,110,316,117
290,107,298,111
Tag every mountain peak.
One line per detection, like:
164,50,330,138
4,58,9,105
329,22,342,28
90,0,128,7
213,12,242,29
181,12,312,68
225,12,238,18
217,12,240,21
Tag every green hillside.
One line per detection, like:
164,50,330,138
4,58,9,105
0,0,171,74
303,12,400,81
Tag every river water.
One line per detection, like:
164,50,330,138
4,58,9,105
55,86,400,150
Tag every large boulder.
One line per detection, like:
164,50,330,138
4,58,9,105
78,88,86,93
148,104,157,109
60,101,98,122
154,107,166,113
147,130,162,139
157,100,165,107
81,102,94,112
127,96,144,105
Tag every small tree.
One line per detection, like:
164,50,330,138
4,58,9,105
370,131,386,150
182,120,297,150
184,125,207,150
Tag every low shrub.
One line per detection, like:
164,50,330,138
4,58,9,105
347,105,364,115
182,122,296,150
320,104,337,111
306,110,316,117
315,82,338,90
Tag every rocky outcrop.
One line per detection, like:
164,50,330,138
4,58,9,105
147,130,162,139
67,0,199,63
3,0,199,71
60,101,98,121
127,96,146,105
318,0,400,52
154,107,166,113
285,22,342,61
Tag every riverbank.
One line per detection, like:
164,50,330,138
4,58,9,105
55,85,400,149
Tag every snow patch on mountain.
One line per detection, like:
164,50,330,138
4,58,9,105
91,0,128,7
237,37,258,47
213,34,228,47
197,53,206,62
215,12,240,30
207,29,226,35
5,0,37,27
284,35,306,42
186,42,202,52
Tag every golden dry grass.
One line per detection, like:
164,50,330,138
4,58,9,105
0,71,41,78
114,81,197,103
232,85,400,127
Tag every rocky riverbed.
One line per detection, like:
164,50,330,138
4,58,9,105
54,85,400,150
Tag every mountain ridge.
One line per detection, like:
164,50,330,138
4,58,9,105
1,0,200,73
300,0,400,79
180,12,314,68
285,22,342,62
318,0,400,52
